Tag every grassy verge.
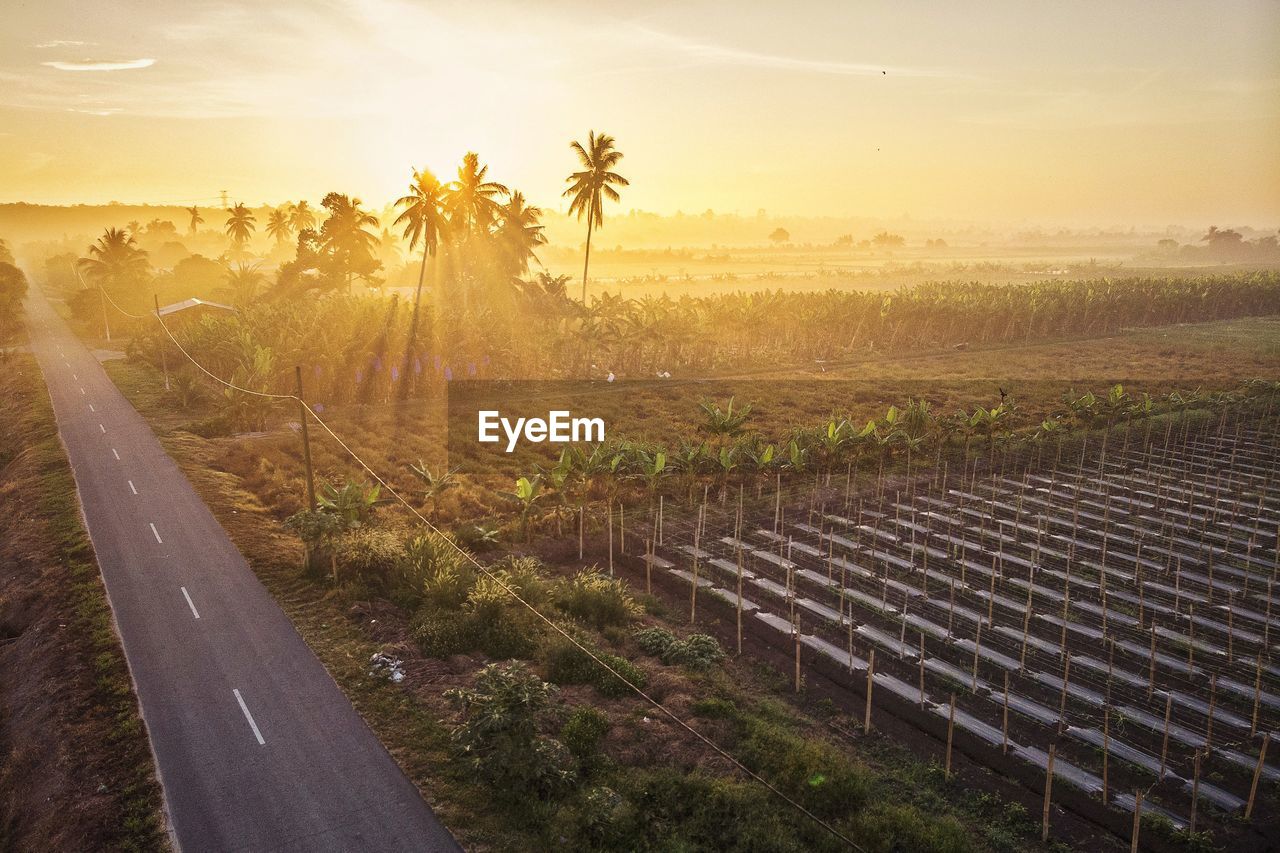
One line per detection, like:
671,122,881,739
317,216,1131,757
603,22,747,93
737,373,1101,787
0,350,166,851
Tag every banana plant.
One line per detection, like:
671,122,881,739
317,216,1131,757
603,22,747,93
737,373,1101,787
406,460,459,510
317,478,387,527
504,475,543,542
698,396,753,439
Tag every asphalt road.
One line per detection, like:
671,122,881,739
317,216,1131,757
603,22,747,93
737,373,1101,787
23,287,461,853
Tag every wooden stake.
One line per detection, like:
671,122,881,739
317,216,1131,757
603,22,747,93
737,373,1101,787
1206,675,1217,749
1159,693,1173,779
1002,672,1010,755
919,633,926,709
1246,733,1270,819
735,546,743,657
1102,706,1110,802
945,693,956,779
794,615,801,694
1190,749,1202,833
1130,789,1142,853
864,649,875,733
1042,744,1056,843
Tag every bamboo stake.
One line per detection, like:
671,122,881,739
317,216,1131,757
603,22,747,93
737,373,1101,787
735,547,743,656
919,634,926,710
1190,749,1202,833
794,615,801,694
1206,675,1217,749
1002,672,1010,755
1130,789,1142,853
1159,693,1173,779
864,649,875,733
1102,706,1110,802
645,536,653,595
1042,744,1056,843
1246,733,1270,819
608,502,614,576
945,693,955,780
1252,654,1262,737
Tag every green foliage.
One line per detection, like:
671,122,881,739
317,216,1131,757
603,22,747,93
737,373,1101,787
633,626,724,670
334,527,406,588
634,626,677,658
554,567,641,630
543,636,646,697
560,706,610,763
446,662,575,798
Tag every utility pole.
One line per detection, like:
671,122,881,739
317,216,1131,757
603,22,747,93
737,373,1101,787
220,189,229,210
296,366,317,510
154,295,169,391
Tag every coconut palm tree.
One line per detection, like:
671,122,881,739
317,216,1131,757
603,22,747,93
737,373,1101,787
265,208,292,245
496,190,546,276
222,262,265,305
225,203,257,248
445,152,507,235
318,193,380,288
393,167,450,396
289,200,317,233
78,228,150,294
563,131,628,303
186,206,204,235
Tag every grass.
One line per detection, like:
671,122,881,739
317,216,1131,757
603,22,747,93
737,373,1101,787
0,350,166,852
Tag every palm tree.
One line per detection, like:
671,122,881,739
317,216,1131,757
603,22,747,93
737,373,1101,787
265,208,292,245
289,200,317,233
222,262,265,305
186,206,204,235
225,203,256,248
445,152,508,235
318,193,380,288
78,228,150,294
563,131,628,303
496,190,546,276
393,167,450,394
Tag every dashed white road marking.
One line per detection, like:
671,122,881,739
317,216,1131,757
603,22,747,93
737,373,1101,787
128,480,137,495
79,387,85,395
150,523,163,544
111,448,120,460
181,586,201,619
89,404,96,413
72,373,78,381
99,423,106,433
233,689,266,745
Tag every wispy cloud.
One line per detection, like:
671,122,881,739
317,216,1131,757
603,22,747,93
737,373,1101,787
632,26,958,79
35,39,91,49
43,58,155,72
67,107,122,116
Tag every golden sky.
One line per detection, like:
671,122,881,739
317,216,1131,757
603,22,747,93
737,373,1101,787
2,0,1278,226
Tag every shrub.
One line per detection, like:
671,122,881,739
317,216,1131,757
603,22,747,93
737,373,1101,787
445,662,575,798
490,555,552,607
634,626,677,658
666,633,725,670
405,532,474,610
594,653,646,698
545,637,598,686
544,636,647,697
554,568,641,630
735,716,871,821
411,609,470,657
560,707,610,763
634,626,725,670
335,527,406,589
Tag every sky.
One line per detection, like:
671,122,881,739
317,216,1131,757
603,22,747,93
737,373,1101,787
1,0,1278,228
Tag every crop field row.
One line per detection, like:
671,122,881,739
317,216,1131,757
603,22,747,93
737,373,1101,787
634,410,1279,845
